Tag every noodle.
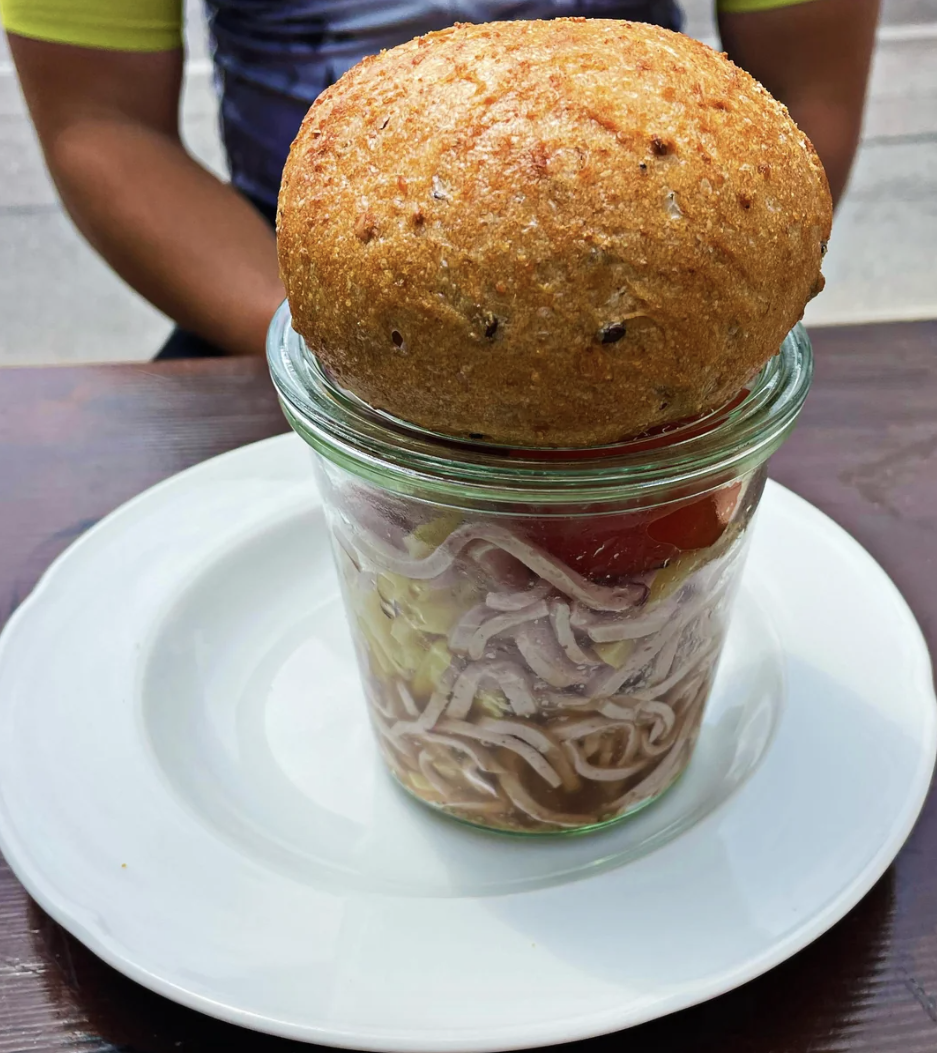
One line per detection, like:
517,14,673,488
334,492,746,832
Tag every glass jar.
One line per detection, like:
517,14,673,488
268,302,812,835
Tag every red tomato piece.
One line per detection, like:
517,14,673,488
526,510,676,580
513,394,750,578
529,483,742,580
646,493,729,551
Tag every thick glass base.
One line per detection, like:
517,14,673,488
389,763,689,837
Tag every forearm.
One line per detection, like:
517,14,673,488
772,94,861,210
719,0,880,207
46,117,283,355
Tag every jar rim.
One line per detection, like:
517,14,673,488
267,300,812,506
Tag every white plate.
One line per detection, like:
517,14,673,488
0,434,933,1052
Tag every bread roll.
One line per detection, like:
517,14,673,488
278,18,831,447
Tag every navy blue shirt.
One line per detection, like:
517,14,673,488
205,0,684,208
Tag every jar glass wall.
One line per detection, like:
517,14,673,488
268,303,812,834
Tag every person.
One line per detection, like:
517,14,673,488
2,0,879,361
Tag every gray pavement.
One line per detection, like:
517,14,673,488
1,0,936,365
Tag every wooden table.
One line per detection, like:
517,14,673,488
1,321,936,1053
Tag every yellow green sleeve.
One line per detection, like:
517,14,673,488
0,0,182,51
717,0,819,12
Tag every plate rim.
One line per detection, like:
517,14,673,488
0,432,934,1052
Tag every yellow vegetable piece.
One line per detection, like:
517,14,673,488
475,689,510,718
404,511,463,557
402,588,475,635
377,572,419,605
432,758,462,780
647,551,708,604
411,639,452,702
408,772,435,795
594,639,635,669
648,518,745,605
379,572,480,636
390,613,425,652
356,591,424,677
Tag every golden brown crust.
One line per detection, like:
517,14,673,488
278,18,832,447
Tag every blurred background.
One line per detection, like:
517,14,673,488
1,0,935,367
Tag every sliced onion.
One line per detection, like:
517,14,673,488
486,578,553,612
585,662,639,700
349,521,648,611
635,701,678,754
394,663,458,732
396,681,420,718
373,717,419,764
473,526,648,612
514,623,590,688
562,740,650,782
473,717,580,792
638,700,677,738
465,600,550,660
631,645,719,702
596,699,642,721
447,800,510,815
448,660,538,720
649,629,683,686
459,761,500,798
473,716,558,755
608,730,692,813
550,601,601,666
447,604,490,653
447,664,490,720
436,718,563,789
554,715,636,741
410,730,506,774
465,540,533,590
347,523,457,579
490,663,540,717
497,773,587,828
537,690,597,711
596,735,616,768
418,751,453,797
572,601,675,642
586,617,688,697
364,682,398,720
417,689,450,731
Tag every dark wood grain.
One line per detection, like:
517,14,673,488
1,322,936,1053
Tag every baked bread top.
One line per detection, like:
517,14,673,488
278,18,831,447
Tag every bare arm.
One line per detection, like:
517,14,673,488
7,35,284,355
718,0,880,206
